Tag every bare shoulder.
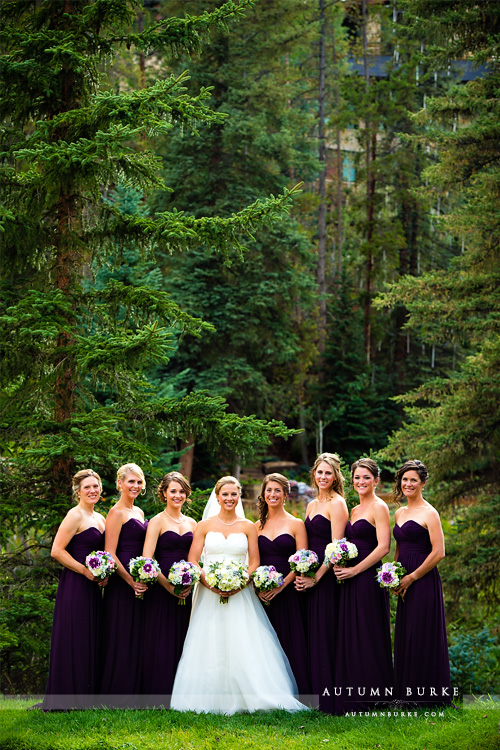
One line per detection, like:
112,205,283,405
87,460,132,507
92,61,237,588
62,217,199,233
287,514,305,528
330,494,348,513
147,512,164,529
306,499,319,517
105,504,126,527
243,519,258,536
373,499,390,520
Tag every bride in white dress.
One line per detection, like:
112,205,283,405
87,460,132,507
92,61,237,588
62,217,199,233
170,476,307,714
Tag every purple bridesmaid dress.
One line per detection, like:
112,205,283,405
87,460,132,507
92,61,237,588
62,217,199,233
304,514,339,713
100,518,148,706
141,530,193,706
393,521,452,707
334,520,393,714
257,534,310,696
42,527,104,710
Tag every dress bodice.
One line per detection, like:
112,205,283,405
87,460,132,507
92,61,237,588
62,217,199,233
393,520,432,558
258,534,295,575
155,530,193,573
304,513,332,559
66,527,104,565
345,519,378,562
116,517,148,567
203,531,248,566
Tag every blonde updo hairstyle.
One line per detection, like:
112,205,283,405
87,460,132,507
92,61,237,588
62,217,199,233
257,473,290,529
72,469,102,501
310,452,345,498
392,459,429,505
157,471,191,503
116,463,146,491
215,475,242,497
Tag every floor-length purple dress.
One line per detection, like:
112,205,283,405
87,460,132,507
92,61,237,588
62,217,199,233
393,521,451,707
257,534,310,696
304,514,339,713
141,530,193,706
334,520,393,714
100,518,148,707
42,527,104,710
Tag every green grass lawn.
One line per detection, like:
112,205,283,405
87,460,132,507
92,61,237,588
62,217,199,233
0,699,499,750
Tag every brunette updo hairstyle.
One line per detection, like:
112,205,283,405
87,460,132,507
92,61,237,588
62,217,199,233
157,471,191,503
350,457,380,481
72,469,102,501
257,473,290,529
214,475,242,496
310,452,345,498
116,463,145,490
392,459,429,505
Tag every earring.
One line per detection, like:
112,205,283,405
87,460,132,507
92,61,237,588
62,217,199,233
140,488,146,496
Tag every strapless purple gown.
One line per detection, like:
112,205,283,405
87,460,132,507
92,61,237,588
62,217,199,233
142,530,193,706
100,518,148,706
257,534,310,696
334,519,393,714
304,514,339,713
42,527,104,710
393,521,451,706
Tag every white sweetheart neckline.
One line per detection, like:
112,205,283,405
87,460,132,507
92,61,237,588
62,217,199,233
205,530,247,541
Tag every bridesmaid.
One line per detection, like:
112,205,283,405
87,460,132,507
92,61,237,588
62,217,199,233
255,473,310,697
295,453,348,713
100,463,148,706
42,469,106,710
141,471,197,706
333,458,393,713
393,459,451,707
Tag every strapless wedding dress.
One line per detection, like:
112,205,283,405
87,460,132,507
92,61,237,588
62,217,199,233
170,531,307,714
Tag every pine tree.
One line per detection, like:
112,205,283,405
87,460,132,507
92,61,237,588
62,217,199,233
0,0,299,536
376,0,500,616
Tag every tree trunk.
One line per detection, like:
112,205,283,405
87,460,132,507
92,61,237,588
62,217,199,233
317,0,327,352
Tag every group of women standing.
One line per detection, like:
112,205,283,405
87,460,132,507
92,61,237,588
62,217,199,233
39,454,452,714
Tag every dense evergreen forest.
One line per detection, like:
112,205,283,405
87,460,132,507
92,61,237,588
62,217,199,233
1,0,499,695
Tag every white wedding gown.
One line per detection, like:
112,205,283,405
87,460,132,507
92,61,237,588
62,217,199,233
170,531,307,714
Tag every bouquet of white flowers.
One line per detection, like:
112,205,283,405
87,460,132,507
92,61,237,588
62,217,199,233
167,560,201,605
251,565,284,605
128,556,161,599
205,559,249,604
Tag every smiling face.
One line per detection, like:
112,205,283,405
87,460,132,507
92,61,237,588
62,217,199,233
164,480,187,510
264,480,286,508
119,472,144,501
217,483,241,512
314,461,335,493
78,475,101,507
352,467,378,497
401,470,425,499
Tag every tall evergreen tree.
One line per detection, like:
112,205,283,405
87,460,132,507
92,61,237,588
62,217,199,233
376,0,500,616
0,0,298,535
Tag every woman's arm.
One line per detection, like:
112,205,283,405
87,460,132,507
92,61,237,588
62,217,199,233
246,523,260,578
105,508,147,594
395,509,445,599
51,510,95,581
334,502,391,580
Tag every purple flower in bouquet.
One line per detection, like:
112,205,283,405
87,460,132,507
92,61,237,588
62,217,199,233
376,561,407,590
85,550,116,580
128,556,161,599
167,560,201,605
288,549,319,577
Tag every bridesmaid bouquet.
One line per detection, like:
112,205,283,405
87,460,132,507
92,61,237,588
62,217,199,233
85,550,116,581
288,549,319,577
376,561,407,590
251,565,284,605
167,560,201,605
206,560,249,604
325,538,358,583
128,556,161,599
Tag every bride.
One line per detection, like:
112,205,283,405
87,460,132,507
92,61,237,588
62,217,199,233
170,476,307,714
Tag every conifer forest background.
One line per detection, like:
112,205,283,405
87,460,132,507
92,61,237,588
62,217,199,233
1,0,499,696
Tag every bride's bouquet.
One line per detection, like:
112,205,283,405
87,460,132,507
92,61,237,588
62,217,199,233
206,559,249,604
288,548,320,577
251,565,284,605
128,556,161,599
325,538,358,583
85,550,116,581
167,560,201,605
376,561,407,590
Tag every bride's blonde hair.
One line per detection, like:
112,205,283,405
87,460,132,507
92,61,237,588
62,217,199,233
214,475,242,497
